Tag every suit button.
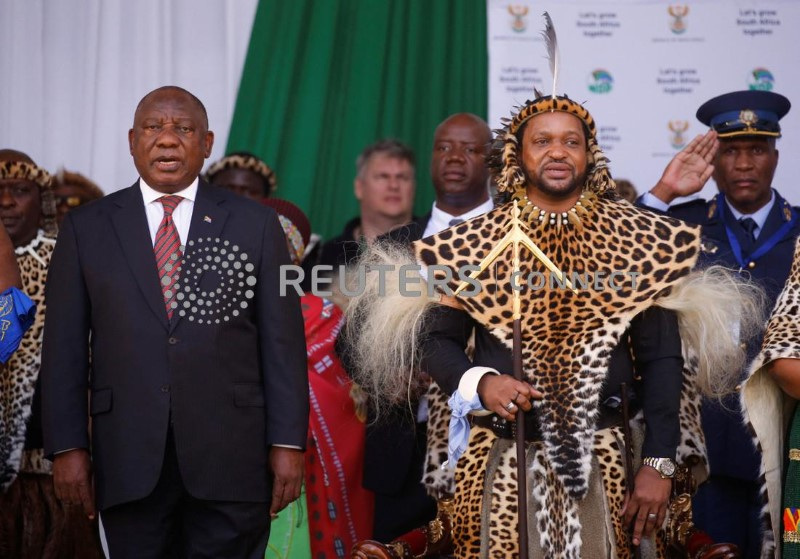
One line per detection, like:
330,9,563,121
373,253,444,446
161,385,170,393
168,337,178,345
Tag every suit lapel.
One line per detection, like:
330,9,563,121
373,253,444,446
169,180,229,332
414,213,432,240
111,184,171,329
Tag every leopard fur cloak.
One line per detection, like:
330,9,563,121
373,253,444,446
0,231,55,490
345,194,760,558
412,195,725,558
741,237,800,559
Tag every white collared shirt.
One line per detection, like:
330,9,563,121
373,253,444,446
419,197,494,417
422,197,494,238
724,190,775,240
139,178,198,246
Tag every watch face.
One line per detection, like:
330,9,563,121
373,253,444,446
660,460,676,477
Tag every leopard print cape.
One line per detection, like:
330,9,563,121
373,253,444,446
414,196,706,558
1,231,55,490
741,237,800,559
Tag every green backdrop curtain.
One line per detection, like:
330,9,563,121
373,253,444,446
226,0,488,240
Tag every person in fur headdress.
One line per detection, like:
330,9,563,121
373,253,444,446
343,14,765,553
205,151,277,201
52,168,105,226
0,150,104,558
346,90,764,559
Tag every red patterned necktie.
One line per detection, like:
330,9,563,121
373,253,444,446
154,195,183,319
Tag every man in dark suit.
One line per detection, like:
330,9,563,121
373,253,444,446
354,112,493,541
319,139,417,269
640,90,795,558
388,113,494,244
41,86,308,558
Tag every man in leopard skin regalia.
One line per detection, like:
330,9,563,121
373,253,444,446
0,150,103,557
742,237,800,559
344,87,763,558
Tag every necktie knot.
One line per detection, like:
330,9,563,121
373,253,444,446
738,217,758,241
448,218,464,227
160,195,182,216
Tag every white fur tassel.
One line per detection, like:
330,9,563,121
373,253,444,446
655,265,767,397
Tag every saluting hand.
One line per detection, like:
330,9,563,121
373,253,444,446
650,130,719,204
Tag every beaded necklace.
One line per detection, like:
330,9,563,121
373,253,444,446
511,189,597,231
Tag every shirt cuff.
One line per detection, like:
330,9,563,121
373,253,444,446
457,366,499,416
640,192,671,212
272,444,303,450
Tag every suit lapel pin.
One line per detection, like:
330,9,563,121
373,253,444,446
204,215,212,223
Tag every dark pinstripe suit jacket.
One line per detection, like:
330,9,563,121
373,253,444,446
41,180,308,510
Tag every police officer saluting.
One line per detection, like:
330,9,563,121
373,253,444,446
642,89,795,558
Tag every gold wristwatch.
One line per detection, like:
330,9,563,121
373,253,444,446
642,457,677,479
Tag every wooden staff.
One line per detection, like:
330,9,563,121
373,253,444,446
454,206,577,559
512,219,529,559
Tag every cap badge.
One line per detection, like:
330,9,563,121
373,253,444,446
739,109,759,128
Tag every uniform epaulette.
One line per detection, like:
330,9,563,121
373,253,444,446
783,198,795,222
707,197,717,220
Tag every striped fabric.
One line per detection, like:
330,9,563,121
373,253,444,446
154,195,183,319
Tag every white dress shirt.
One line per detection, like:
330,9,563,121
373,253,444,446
724,190,775,240
139,178,198,245
423,198,495,238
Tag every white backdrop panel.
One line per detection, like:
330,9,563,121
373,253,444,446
489,0,800,204
0,0,258,193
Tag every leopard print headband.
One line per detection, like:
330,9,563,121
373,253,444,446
205,154,277,195
489,95,615,197
0,160,58,237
